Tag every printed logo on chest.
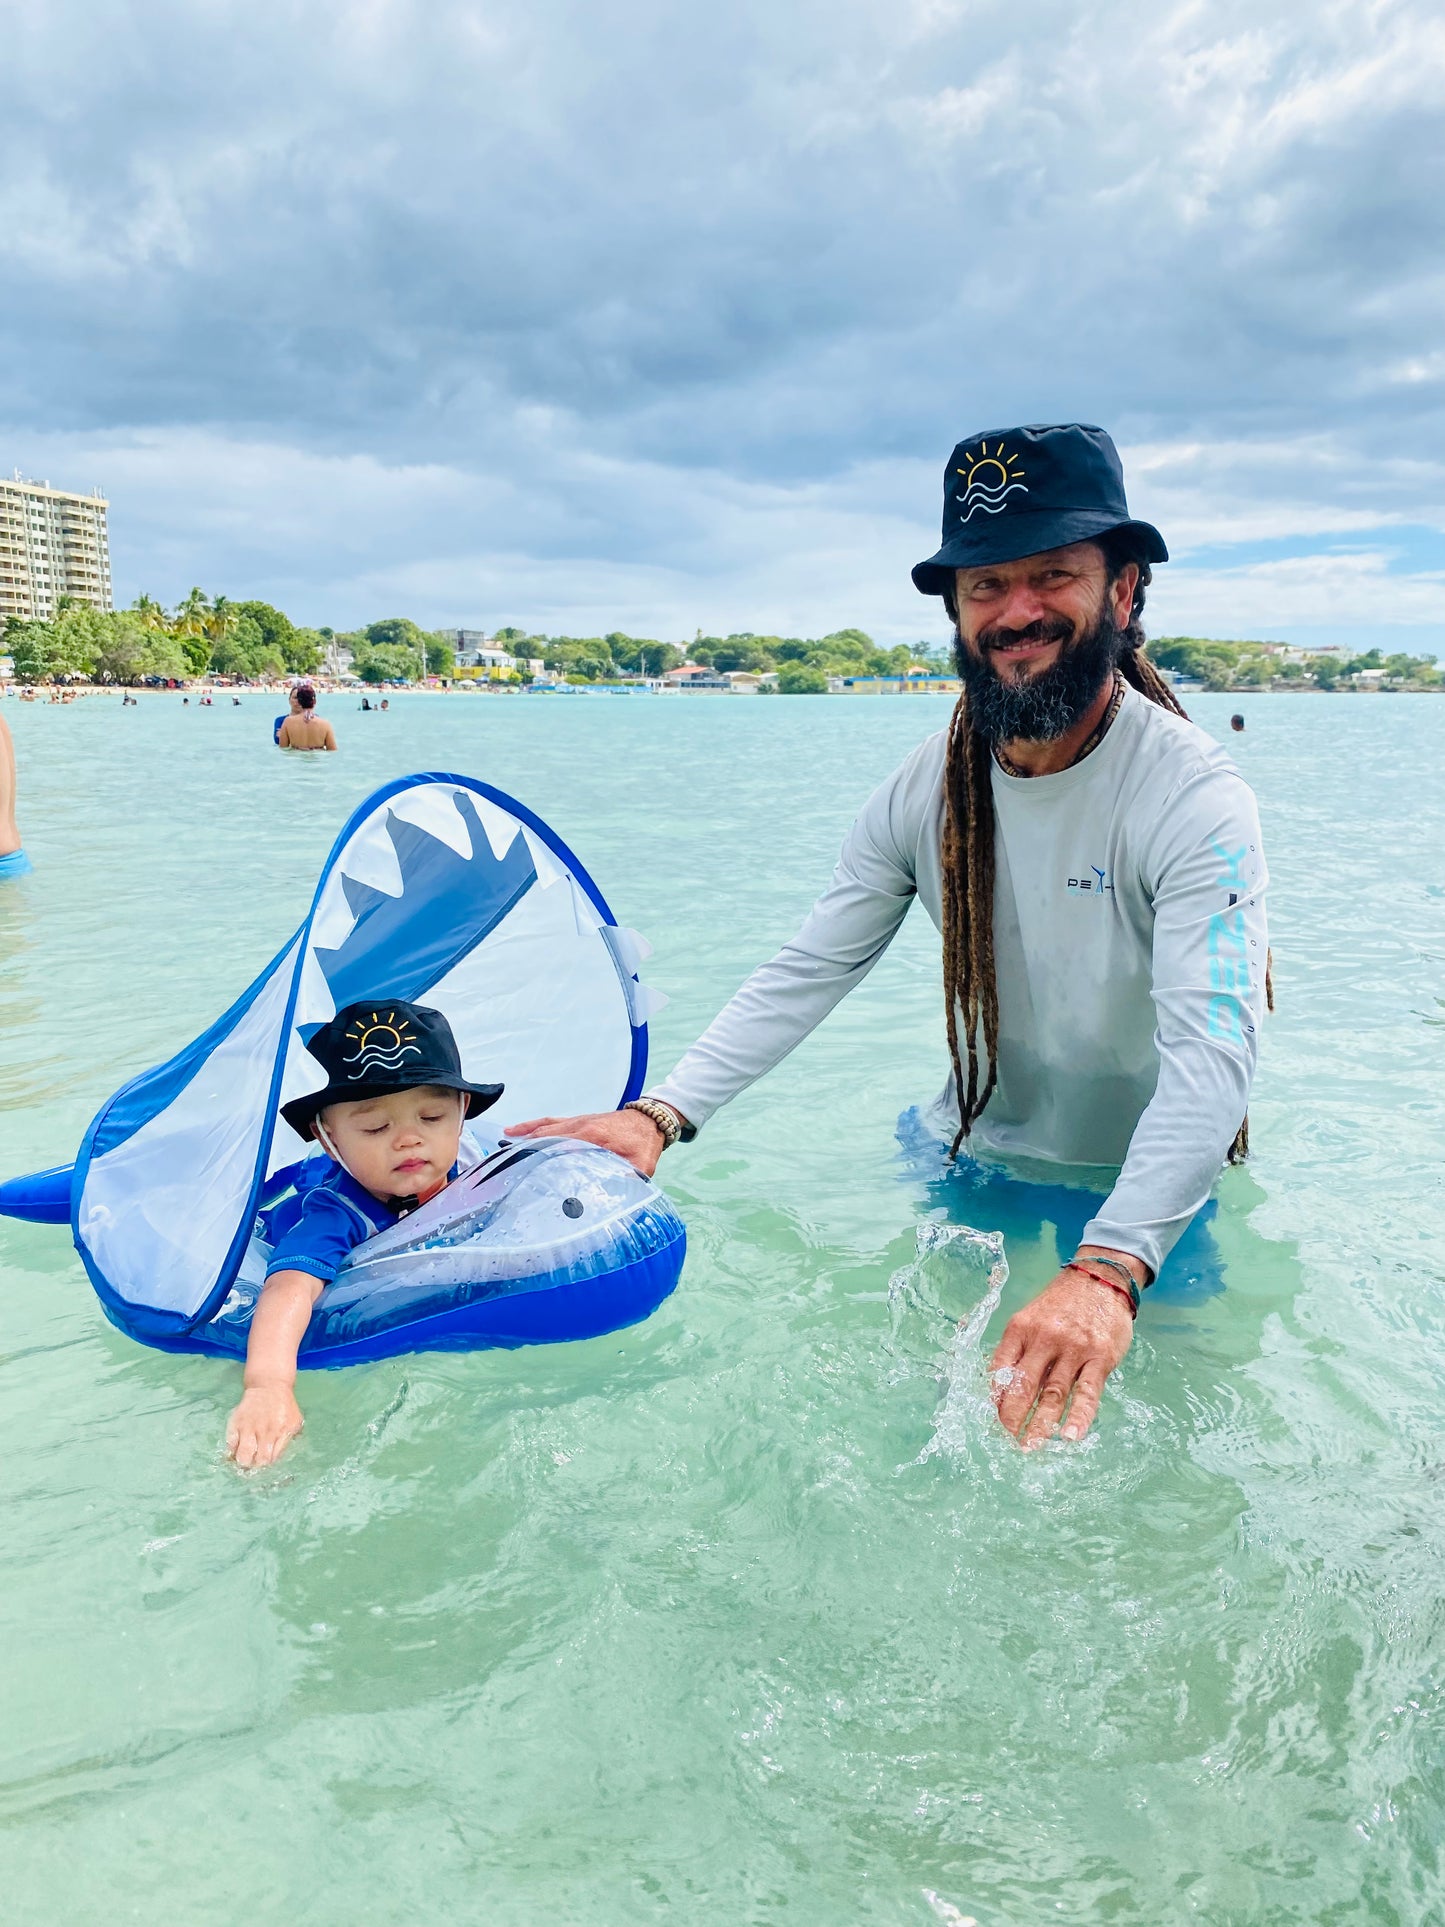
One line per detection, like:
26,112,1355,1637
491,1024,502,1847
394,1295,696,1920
1065,864,1115,899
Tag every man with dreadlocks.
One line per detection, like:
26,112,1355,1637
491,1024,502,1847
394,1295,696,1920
511,423,1268,1450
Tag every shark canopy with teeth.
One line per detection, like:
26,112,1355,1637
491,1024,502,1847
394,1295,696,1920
22,774,665,1348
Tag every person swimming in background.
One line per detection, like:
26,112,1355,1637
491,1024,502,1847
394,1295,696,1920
0,713,33,880
226,1000,504,1466
274,682,303,742
1230,713,1245,732
277,681,337,752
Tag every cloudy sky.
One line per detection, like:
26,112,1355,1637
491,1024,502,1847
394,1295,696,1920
3,0,1442,648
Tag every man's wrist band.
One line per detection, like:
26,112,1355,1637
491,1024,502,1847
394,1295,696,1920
622,1098,684,1149
1064,1260,1140,1319
1077,1252,1148,1300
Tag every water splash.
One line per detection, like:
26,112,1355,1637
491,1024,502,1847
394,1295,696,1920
922,1892,979,1927
887,1219,1008,1461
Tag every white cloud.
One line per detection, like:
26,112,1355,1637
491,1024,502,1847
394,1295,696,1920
1152,551,1445,636
0,0,1441,641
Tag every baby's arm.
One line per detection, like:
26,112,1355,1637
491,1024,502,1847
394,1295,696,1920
226,1269,325,1467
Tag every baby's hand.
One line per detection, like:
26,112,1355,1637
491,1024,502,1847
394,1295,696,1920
226,1384,304,1468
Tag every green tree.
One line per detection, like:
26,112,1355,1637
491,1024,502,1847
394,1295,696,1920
1344,647,1383,676
5,619,60,680
816,628,874,668
426,636,456,677
364,617,428,651
132,592,169,633
776,663,830,694
51,602,110,676
542,637,613,681
1312,657,1341,689
710,637,770,673
1232,656,1275,687
91,613,188,683
235,599,298,661
175,586,211,634
206,595,238,647
286,628,324,675
640,641,681,676
208,614,267,678
357,644,418,683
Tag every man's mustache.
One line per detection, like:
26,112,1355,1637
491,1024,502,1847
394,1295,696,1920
977,617,1077,653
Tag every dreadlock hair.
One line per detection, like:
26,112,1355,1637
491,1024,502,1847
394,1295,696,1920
939,534,1263,1165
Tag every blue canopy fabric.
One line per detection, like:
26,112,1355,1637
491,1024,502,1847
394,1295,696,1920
69,773,660,1344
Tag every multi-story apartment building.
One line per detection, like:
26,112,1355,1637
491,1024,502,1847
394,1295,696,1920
0,474,113,624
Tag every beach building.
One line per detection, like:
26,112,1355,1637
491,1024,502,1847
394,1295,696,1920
663,663,734,690
441,630,522,674
0,474,112,624
836,673,961,695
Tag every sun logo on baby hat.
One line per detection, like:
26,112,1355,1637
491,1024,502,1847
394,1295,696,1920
956,441,1028,522
342,1009,423,1078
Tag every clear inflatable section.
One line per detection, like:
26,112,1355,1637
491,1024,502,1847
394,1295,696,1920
212,1138,685,1348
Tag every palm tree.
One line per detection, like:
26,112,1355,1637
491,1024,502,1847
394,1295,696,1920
133,593,168,633
175,587,211,638
206,596,239,645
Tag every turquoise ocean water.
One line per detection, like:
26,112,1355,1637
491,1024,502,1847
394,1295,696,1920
1,689,1443,1925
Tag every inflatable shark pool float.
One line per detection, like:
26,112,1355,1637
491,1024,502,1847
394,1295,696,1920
0,773,685,1365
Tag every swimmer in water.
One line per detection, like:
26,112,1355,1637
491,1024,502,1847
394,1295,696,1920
1230,713,1245,732
225,1000,502,1466
274,683,303,743
0,713,33,879
277,682,337,752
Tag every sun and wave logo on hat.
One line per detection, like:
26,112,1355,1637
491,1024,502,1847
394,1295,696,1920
342,1010,423,1079
955,441,1028,522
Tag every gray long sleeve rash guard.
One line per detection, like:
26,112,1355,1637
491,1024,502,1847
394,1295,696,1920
650,685,1268,1278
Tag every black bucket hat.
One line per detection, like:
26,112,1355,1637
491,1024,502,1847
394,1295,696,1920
911,422,1168,596
281,999,504,1138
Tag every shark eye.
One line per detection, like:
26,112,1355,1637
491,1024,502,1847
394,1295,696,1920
562,1198,584,1219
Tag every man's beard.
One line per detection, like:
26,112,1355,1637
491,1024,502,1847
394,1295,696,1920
953,607,1124,744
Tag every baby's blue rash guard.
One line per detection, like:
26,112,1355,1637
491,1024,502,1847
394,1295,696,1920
260,1160,402,1284
259,1130,491,1285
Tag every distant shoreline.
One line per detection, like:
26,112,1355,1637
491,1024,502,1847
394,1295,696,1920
3,678,1440,703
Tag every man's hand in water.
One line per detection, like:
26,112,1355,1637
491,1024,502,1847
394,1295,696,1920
989,1249,1143,1448
226,1384,304,1468
506,1109,669,1177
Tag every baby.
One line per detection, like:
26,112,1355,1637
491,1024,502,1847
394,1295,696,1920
226,998,502,1467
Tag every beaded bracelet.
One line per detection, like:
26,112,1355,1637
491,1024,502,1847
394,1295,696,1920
1063,1260,1139,1319
622,1097,683,1149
